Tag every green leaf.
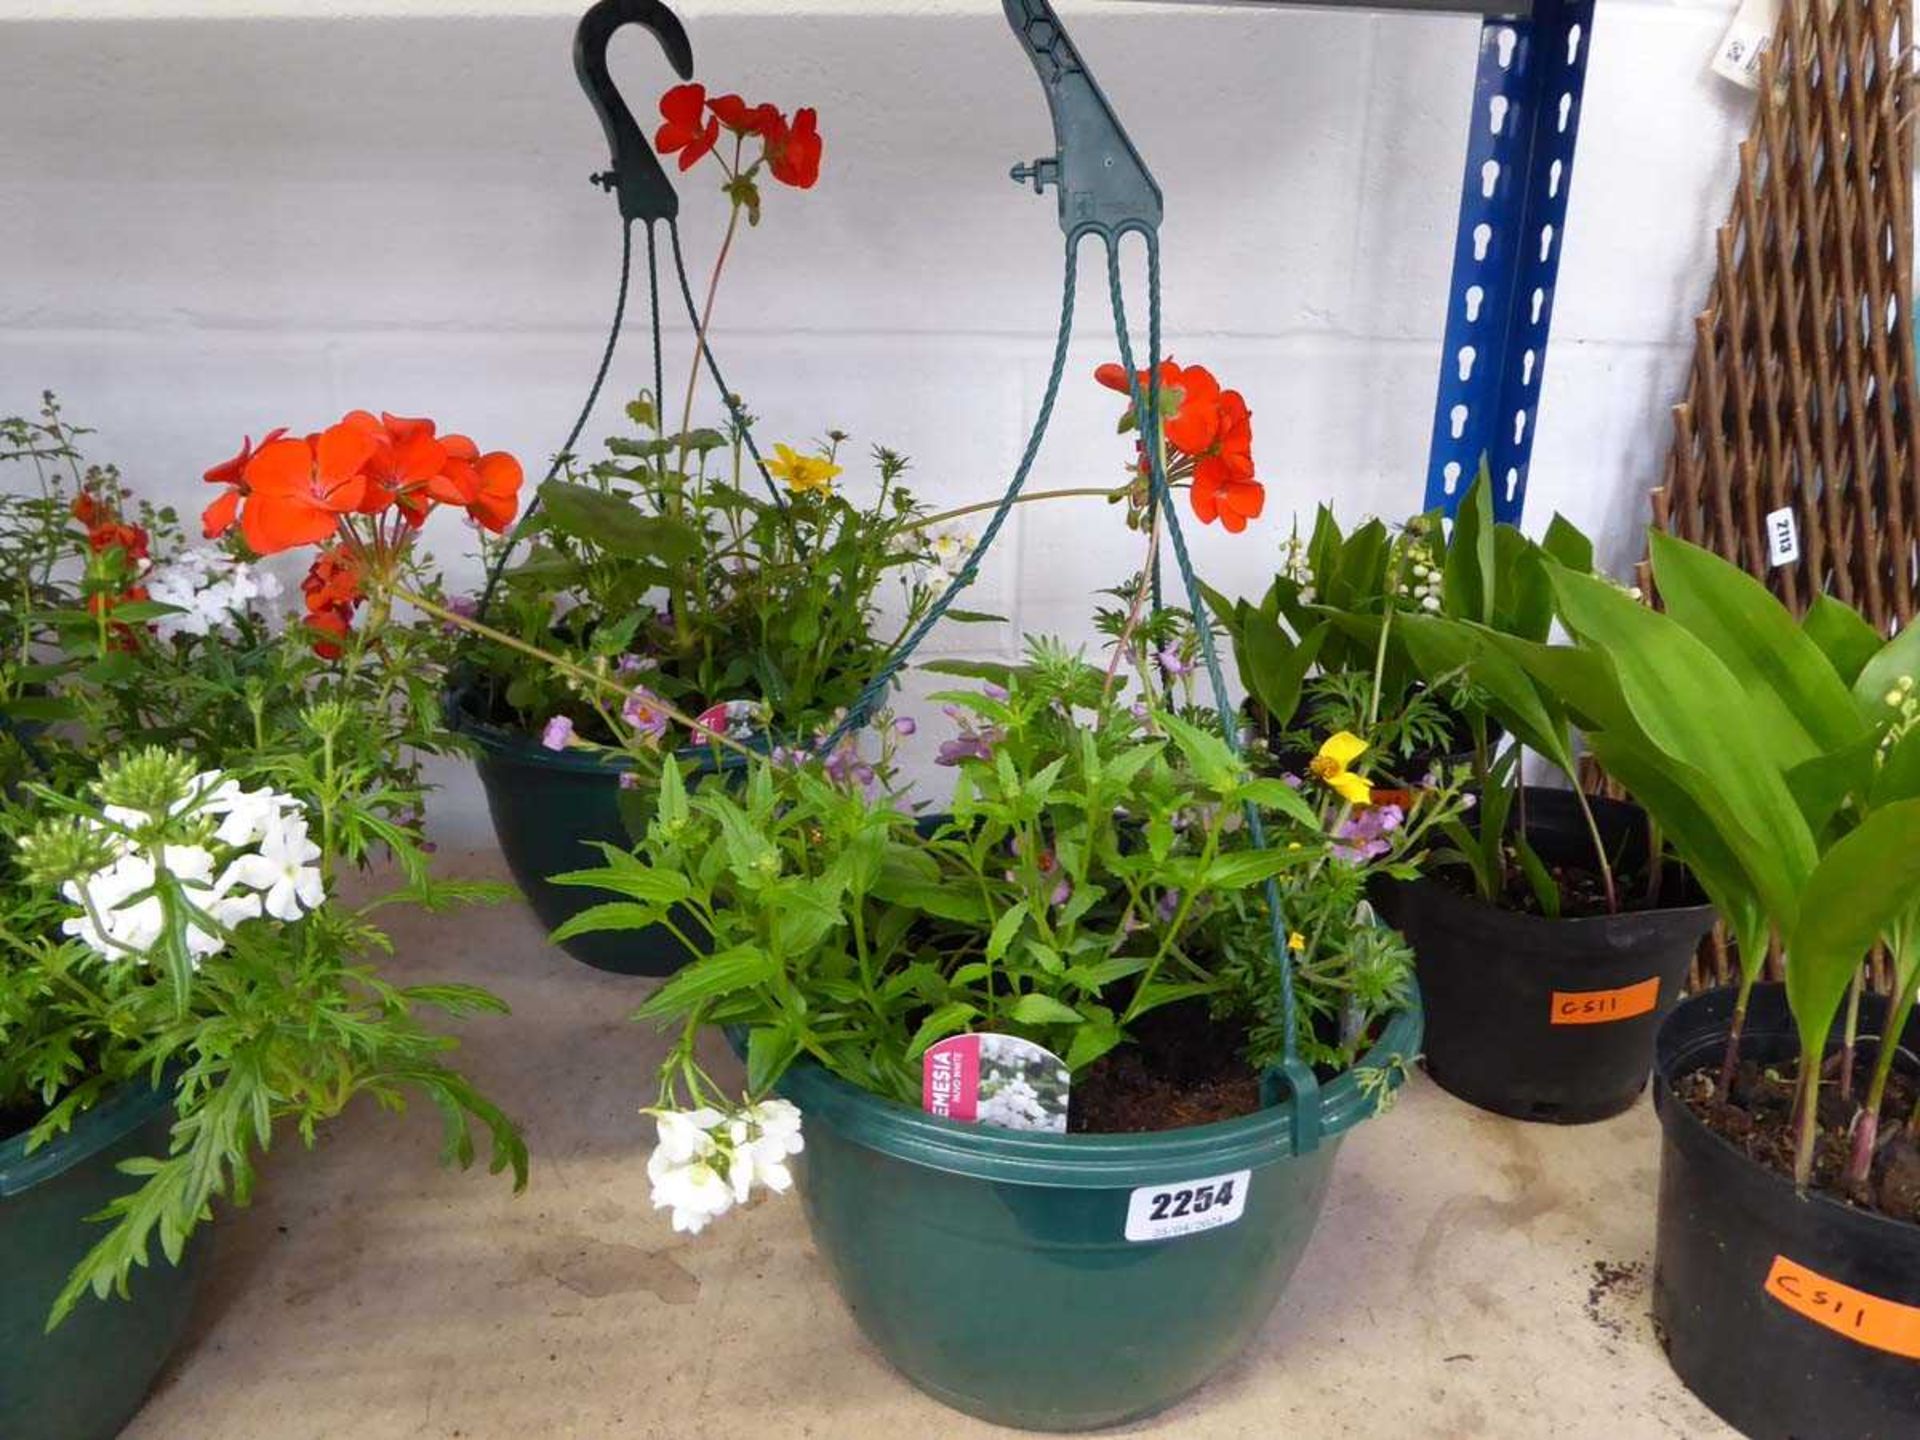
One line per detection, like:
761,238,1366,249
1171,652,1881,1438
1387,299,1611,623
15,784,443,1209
1443,463,1497,624
943,610,1008,624
1399,613,1575,779
987,901,1031,963
1547,562,1817,927
1063,1008,1124,1070
1802,595,1883,687
1853,623,1920,724
1786,800,1920,1060
746,1025,800,1094
907,1003,979,1060
538,480,701,564
1541,512,1595,575
633,945,777,1021
547,865,691,905
1237,777,1322,828
1648,530,1864,764
1241,614,1327,730
548,901,668,944
1206,849,1308,890
1158,712,1242,795
1008,993,1085,1027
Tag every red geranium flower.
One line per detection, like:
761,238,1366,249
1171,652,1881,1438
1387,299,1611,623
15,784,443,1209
767,107,822,189
656,83,720,171
708,93,781,138
1096,358,1262,534
240,424,375,555
432,434,524,534
203,428,287,539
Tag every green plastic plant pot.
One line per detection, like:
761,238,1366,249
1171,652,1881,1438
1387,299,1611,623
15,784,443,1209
448,692,726,977
0,1082,206,1440
775,997,1423,1431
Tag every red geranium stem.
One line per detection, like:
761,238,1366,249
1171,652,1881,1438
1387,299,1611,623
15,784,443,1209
677,147,748,467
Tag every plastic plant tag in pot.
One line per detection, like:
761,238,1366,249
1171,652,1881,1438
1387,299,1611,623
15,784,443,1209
923,1034,1069,1133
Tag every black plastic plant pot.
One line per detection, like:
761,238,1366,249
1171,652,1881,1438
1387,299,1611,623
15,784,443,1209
448,690,726,977
1652,984,1920,1439
0,1082,206,1440
1371,786,1715,1125
774,999,1423,1432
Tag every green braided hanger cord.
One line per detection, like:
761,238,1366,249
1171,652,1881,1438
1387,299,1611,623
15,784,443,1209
477,214,639,619
1100,233,1321,1148
816,244,1080,754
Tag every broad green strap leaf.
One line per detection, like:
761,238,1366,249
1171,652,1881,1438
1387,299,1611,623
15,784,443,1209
1783,735,1880,838
1786,799,1920,1060
1547,563,1817,920
1541,512,1595,575
1584,729,1769,976
1241,613,1327,730
1854,622,1920,724
1872,727,1920,808
1802,595,1882,687
1443,464,1497,625
1648,531,1864,763
1399,613,1574,778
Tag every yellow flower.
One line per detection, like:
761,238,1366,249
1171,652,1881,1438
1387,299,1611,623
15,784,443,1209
768,443,842,496
1309,731,1373,806
1288,931,1307,953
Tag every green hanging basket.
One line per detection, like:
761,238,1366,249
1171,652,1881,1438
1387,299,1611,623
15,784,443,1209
777,995,1422,1431
0,1082,206,1440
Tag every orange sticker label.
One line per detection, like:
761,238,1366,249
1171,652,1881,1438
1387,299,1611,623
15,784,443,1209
1548,976,1661,1026
1765,1256,1920,1359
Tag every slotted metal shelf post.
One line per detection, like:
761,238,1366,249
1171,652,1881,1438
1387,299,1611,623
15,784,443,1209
1145,0,1592,526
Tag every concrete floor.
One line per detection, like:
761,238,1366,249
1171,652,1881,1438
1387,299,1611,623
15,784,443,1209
120,849,1735,1440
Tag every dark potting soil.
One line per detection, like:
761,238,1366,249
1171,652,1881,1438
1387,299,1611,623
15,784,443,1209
1068,1001,1263,1134
0,1098,47,1144
1676,1059,1920,1225
1434,853,1657,922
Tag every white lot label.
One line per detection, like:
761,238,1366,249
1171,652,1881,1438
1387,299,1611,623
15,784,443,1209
1712,0,1779,90
1766,506,1801,568
1124,1169,1251,1243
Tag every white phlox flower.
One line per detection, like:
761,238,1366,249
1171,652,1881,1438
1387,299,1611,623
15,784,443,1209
218,813,324,922
57,768,323,966
146,550,283,641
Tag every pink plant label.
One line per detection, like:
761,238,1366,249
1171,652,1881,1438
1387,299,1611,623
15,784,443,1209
922,1033,1070,1134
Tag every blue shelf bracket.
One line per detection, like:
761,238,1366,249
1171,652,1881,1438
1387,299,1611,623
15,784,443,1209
1424,0,1595,524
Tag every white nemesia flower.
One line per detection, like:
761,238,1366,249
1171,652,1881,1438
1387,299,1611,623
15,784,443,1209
920,527,975,582
647,1148,736,1234
645,1101,805,1232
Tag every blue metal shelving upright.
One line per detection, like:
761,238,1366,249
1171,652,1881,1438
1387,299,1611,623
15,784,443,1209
1423,0,1595,524
1191,0,1594,527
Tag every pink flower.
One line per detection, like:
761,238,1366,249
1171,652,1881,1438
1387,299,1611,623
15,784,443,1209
541,716,575,751
623,688,672,746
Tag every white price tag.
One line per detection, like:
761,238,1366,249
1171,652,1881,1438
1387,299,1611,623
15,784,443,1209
1766,506,1801,568
1713,0,1780,90
1124,1169,1251,1243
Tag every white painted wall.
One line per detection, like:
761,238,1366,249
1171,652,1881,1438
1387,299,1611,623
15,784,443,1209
0,0,1752,837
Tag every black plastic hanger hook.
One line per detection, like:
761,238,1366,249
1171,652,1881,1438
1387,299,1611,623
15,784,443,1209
575,0,696,223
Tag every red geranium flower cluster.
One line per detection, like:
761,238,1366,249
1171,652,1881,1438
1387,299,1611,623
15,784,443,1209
70,492,152,646
655,83,822,190
202,411,522,555
203,410,523,658
301,546,363,661
1096,360,1264,534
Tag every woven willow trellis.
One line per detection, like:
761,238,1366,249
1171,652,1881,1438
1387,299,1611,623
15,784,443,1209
1644,0,1919,622
1637,0,1917,991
